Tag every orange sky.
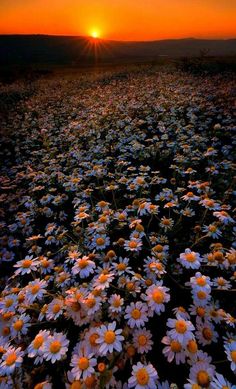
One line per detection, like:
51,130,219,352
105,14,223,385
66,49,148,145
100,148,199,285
0,0,236,40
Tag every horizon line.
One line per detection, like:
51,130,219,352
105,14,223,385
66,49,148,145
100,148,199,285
0,33,236,43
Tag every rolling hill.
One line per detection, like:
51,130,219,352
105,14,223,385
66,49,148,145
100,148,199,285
0,35,236,65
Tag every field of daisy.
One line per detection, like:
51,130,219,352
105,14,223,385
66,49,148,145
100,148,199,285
0,65,235,389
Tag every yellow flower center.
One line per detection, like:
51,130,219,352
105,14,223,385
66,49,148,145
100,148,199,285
209,225,217,232
196,277,206,286
78,357,89,370
49,340,61,354
213,251,224,262
131,309,141,320
218,278,226,286
34,384,44,389
170,340,182,352
2,326,10,336
138,335,147,346
99,274,109,284
98,201,106,207
5,353,17,366
205,200,214,207
136,368,149,385
185,253,196,262
196,307,205,317
84,375,96,387
52,304,61,314
197,291,206,299
31,285,40,294
104,330,116,344
197,371,210,387
163,219,170,225
70,381,82,389
41,260,49,268
112,298,121,308
78,259,88,269
89,333,99,347
175,320,187,334
13,320,23,331
231,350,236,362
187,340,198,353
5,299,14,308
202,328,213,341
129,241,138,249
96,238,105,246
152,289,164,304
86,298,96,308
33,335,44,349
126,282,135,291
117,263,126,271
22,259,32,268
71,302,81,312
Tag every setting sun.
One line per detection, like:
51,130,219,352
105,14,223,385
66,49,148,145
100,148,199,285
91,30,100,39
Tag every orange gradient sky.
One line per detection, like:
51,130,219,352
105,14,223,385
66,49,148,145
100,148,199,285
0,0,236,41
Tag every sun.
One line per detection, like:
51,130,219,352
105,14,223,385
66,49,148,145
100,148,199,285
91,30,100,39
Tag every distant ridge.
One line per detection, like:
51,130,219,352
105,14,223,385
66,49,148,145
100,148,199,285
0,35,235,65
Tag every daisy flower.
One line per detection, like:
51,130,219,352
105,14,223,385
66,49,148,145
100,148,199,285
212,277,231,290
128,362,158,389
200,198,220,210
192,289,211,307
28,330,50,364
46,298,64,320
14,255,39,275
133,329,153,354
72,255,96,278
177,249,202,270
124,238,143,252
202,224,222,239
181,192,200,201
143,283,170,315
211,372,235,389
112,257,133,275
25,279,47,303
43,332,69,363
91,234,110,250
93,272,114,290
162,335,186,365
84,294,101,316
159,217,174,231
172,306,190,320
189,361,215,388
185,339,199,361
213,211,235,225
196,318,218,346
96,321,124,355
0,294,18,313
125,302,149,328
0,346,24,375
11,313,30,338
188,272,212,291
143,257,166,278
167,314,195,344
84,327,100,354
224,340,236,373
70,349,97,380
109,294,124,313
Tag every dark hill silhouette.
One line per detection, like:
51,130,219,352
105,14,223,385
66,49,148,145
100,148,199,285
0,35,236,65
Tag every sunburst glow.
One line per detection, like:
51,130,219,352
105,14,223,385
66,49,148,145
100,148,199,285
91,30,100,39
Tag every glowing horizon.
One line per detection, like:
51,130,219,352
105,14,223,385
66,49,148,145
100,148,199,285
0,0,236,41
